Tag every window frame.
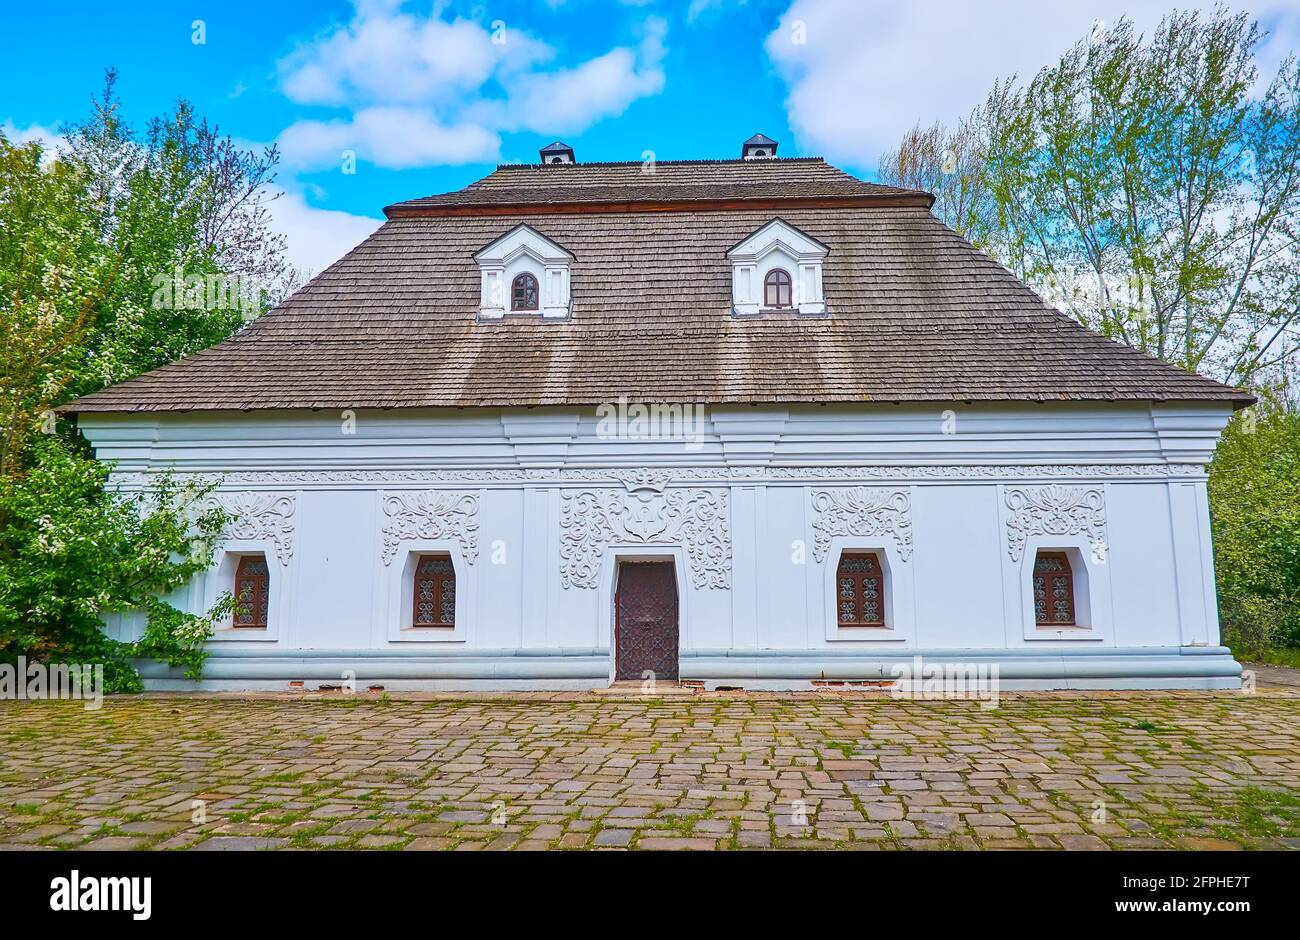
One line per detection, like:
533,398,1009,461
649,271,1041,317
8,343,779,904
411,554,457,628
835,551,887,627
511,272,539,311
1032,550,1076,627
763,268,793,308
232,554,271,629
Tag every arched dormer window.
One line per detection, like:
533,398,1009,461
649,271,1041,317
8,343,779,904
511,273,539,311
764,268,792,308
474,224,573,320
728,219,827,316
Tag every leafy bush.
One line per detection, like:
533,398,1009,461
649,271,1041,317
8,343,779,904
0,434,233,691
1208,409,1300,657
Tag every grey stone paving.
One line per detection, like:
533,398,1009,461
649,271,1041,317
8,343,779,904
1,690,1298,850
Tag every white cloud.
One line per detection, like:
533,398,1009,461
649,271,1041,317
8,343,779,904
279,107,500,170
766,0,1300,170
268,190,382,279
279,11,550,107
275,2,667,171
485,18,667,134
687,0,734,22
2,119,63,154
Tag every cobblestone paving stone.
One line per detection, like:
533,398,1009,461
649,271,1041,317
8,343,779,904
1,690,1299,851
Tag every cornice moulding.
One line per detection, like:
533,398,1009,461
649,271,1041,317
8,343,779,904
108,463,1208,491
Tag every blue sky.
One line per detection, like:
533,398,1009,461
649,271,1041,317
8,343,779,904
5,0,1298,275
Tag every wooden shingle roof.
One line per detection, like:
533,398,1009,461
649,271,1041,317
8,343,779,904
66,157,1250,413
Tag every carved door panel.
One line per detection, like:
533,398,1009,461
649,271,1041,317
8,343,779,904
614,562,679,681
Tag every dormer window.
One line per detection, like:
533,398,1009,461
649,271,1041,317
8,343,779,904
764,269,792,308
512,273,539,311
474,223,574,320
728,218,828,316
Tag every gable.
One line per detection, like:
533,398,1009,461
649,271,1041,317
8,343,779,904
473,223,575,265
726,218,829,262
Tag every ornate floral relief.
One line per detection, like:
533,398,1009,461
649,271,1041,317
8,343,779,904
200,492,296,566
810,488,913,563
559,487,730,589
1004,485,1107,562
380,491,479,566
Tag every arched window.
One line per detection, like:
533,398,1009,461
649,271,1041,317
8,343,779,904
233,555,270,628
511,273,539,311
413,555,456,626
836,552,884,626
1032,551,1075,625
764,268,792,308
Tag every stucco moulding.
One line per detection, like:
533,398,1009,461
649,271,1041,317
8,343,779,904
111,463,1208,490
559,487,731,590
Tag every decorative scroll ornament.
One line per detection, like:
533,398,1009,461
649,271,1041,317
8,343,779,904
810,488,912,563
200,492,296,566
559,487,730,589
1004,485,1106,562
380,491,479,565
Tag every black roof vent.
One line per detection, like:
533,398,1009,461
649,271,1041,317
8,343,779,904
742,133,778,160
540,141,575,165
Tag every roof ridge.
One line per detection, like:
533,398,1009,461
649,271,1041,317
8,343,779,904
489,156,829,170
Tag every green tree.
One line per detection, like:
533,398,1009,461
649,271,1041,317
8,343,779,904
0,137,112,476
0,72,295,688
878,110,997,244
880,8,1300,393
1208,409,1300,656
66,70,294,395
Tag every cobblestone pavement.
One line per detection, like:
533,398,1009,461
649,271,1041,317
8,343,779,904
2,690,1299,851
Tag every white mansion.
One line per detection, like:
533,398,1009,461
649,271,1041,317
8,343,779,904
68,136,1249,691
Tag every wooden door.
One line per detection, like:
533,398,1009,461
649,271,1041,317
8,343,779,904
614,562,679,681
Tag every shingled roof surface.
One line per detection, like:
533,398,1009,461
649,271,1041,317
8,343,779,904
67,156,1249,413
386,157,920,211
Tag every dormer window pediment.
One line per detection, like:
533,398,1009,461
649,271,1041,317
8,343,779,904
727,218,827,317
474,223,573,320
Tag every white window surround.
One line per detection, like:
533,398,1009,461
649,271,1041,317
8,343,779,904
383,542,472,642
474,223,573,320
1015,537,1111,642
821,539,915,642
202,544,287,643
728,218,828,316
